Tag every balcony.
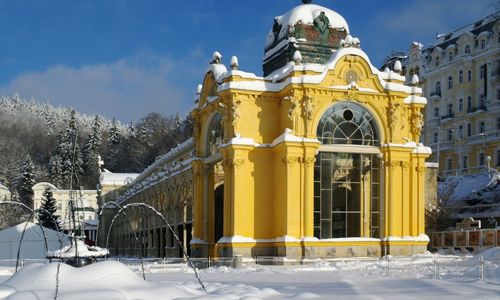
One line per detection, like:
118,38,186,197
430,91,441,100
440,113,454,121
466,106,487,114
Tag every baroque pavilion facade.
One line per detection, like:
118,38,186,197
101,1,432,259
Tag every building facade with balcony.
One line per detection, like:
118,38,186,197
403,13,500,176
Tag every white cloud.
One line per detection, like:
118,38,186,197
0,52,192,122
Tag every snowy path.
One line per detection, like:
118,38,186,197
146,270,500,299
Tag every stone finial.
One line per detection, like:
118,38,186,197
411,74,419,85
230,55,239,70
293,50,302,65
393,60,402,73
196,84,203,95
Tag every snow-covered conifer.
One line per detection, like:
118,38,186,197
17,155,36,209
38,186,61,231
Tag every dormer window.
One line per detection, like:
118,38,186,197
449,52,454,61
435,56,440,67
436,81,441,93
481,39,486,49
464,45,471,54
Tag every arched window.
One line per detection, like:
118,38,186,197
317,102,379,146
465,45,471,54
206,112,224,157
314,102,381,239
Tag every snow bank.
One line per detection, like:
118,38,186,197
0,261,201,300
47,238,108,258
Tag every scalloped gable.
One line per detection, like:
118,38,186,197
217,47,419,95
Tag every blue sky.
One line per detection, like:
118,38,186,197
0,0,496,122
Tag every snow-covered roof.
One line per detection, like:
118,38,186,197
100,171,139,186
0,222,69,259
441,171,499,204
265,3,349,48
32,182,58,191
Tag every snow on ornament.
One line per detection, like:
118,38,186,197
341,34,361,48
230,55,239,70
293,50,302,65
211,51,222,64
196,84,203,95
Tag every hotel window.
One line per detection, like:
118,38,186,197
463,156,468,169
497,150,500,167
467,70,472,81
481,40,486,49
480,95,486,107
497,89,500,101
458,125,463,138
448,103,453,115
479,153,485,166
480,65,486,79
435,81,441,93
459,70,463,83
447,158,453,171
435,56,440,67
465,45,471,54
434,132,438,143
459,99,463,112
448,76,453,89
467,96,472,110
434,107,439,118
467,123,472,136
449,52,454,61
497,117,500,130
479,121,485,133
448,129,453,141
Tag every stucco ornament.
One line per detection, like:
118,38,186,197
314,12,330,34
231,100,241,134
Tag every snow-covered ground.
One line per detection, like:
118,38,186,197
0,249,500,299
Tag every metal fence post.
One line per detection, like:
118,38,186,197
433,254,437,279
386,256,390,277
479,256,484,281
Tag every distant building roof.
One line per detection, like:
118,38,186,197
424,12,499,52
100,171,139,186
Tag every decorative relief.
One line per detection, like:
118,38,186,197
303,157,316,166
203,165,213,176
233,158,245,169
302,96,315,120
416,166,426,174
401,161,410,169
282,156,300,165
231,100,241,133
283,96,298,122
387,103,400,130
388,160,401,169
411,111,424,136
222,158,245,170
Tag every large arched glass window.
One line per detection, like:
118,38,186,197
314,102,381,239
317,102,379,146
206,112,224,157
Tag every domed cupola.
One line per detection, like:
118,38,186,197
263,0,349,76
